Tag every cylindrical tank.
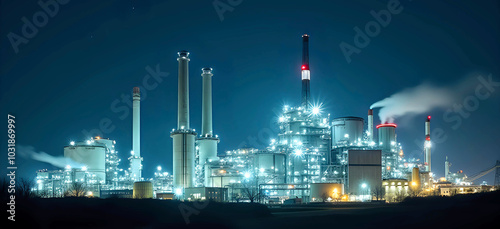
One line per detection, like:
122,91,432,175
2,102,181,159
411,167,421,190
332,117,364,145
198,139,218,166
310,183,344,202
133,181,153,199
172,132,196,188
64,145,106,182
377,123,396,153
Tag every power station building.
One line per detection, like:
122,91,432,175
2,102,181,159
34,34,497,203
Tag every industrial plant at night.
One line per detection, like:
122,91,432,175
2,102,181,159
2,1,499,228
31,35,499,202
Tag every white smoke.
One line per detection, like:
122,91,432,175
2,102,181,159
18,145,85,169
370,81,465,123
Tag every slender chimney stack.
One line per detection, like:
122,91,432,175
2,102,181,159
201,68,213,137
177,51,190,129
301,34,311,109
129,87,142,181
368,109,373,142
445,156,450,181
424,116,431,172
133,87,141,158
171,51,196,193
198,67,220,187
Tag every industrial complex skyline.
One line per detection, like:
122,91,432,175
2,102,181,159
1,0,499,186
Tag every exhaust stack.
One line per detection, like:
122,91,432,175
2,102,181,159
368,109,373,142
198,67,220,187
445,156,450,181
201,68,214,137
301,34,310,109
171,51,197,192
424,116,431,172
129,87,142,181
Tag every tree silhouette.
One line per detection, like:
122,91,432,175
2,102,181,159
372,185,385,201
65,182,88,197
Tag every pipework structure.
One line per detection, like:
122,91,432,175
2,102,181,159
171,51,197,193
129,87,143,181
197,67,220,187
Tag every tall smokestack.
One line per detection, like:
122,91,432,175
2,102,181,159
201,68,213,137
178,51,190,129
171,51,196,193
368,109,373,142
301,34,310,109
445,156,450,181
198,67,220,187
425,116,431,172
133,87,140,158
129,87,142,180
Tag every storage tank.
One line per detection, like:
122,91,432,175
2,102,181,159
133,181,153,199
411,167,421,190
332,117,364,145
310,183,344,202
64,145,106,183
377,123,396,153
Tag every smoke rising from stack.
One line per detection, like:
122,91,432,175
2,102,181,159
18,145,85,169
370,77,478,123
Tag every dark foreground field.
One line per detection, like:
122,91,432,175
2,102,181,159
6,191,499,228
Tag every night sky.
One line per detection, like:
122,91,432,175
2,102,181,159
1,0,499,184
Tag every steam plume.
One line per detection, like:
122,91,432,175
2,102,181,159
370,76,477,123
18,145,85,169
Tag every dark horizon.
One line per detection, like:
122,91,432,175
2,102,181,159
1,0,499,184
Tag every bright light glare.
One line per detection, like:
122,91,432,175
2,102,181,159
312,107,320,115
294,150,303,156
157,166,162,171
361,183,367,188
70,141,75,146
82,166,87,171
244,172,251,179
175,188,183,196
